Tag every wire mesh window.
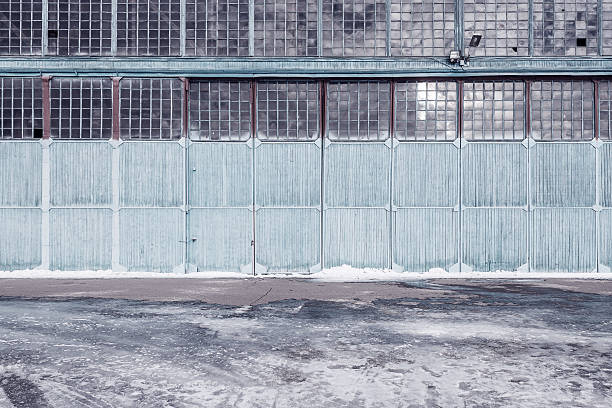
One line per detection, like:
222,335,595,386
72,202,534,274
464,0,529,56
256,81,319,141
463,81,525,141
0,77,43,139
117,0,181,56
389,0,455,57
326,81,390,141
321,0,387,56
533,0,598,56
530,80,594,140
603,0,612,55
394,81,457,141
0,0,43,55
119,78,182,140
185,0,249,56
253,0,318,56
599,81,612,139
189,81,251,141
47,0,112,56
50,78,113,139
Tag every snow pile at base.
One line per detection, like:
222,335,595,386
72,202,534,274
1,265,612,281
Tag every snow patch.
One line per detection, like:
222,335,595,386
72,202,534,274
0,266,612,281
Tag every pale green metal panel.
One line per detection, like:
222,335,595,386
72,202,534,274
50,142,112,206
255,143,321,207
530,143,596,207
599,143,612,207
119,208,184,272
531,208,596,272
188,208,252,272
189,142,252,207
50,209,112,270
324,208,389,268
462,143,527,207
0,142,41,207
120,142,184,207
255,208,320,273
598,209,612,269
0,209,41,270
393,208,457,272
462,208,527,272
325,143,389,207
394,142,458,207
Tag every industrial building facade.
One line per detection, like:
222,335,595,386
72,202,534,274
1,0,612,273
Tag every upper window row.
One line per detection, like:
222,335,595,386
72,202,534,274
0,77,606,142
2,0,612,57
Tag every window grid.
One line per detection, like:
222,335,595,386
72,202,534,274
598,81,612,139
326,81,390,141
254,0,318,56
189,80,251,141
321,0,387,57
0,77,43,139
533,0,599,56
119,78,183,140
256,80,319,141
47,0,112,56
531,80,594,140
394,81,457,141
463,81,525,141
116,0,181,56
464,0,529,56
0,0,43,55
389,0,455,57
185,0,250,56
50,78,113,139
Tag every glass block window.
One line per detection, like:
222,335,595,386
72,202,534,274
531,80,594,141
254,0,318,56
394,81,457,141
117,0,181,56
464,0,529,56
603,0,612,55
185,0,249,56
50,78,113,139
47,0,112,56
463,81,525,141
189,81,251,141
321,0,387,56
119,78,183,140
389,0,455,57
256,81,319,141
0,77,43,139
326,81,390,141
0,0,43,55
533,0,598,56
600,81,612,139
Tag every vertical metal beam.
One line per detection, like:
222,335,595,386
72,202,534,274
525,79,531,272
182,77,189,273
385,0,391,57
319,79,326,269
388,79,394,269
528,0,534,56
457,79,463,272
595,80,600,139
249,0,255,56
112,77,120,140
42,0,48,56
317,0,323,57
599,0,604,56
455,0,464,54
594,79,601,273
112,0,117,55
42,76,51,139
180,0,186,56
250,80,256,275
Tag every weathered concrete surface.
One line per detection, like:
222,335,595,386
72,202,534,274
0,278,610,304
0,280,610,407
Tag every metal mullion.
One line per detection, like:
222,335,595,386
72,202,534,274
595,80,600,139
385,0,391,57
0,79,3,137
249,0,254,56
457,79,463,272
320,79,326,269
317,0,322,56
389,79,395,269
